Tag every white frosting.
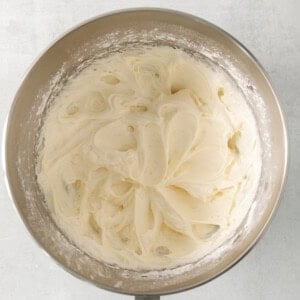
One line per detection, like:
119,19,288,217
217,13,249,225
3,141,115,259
37,47,261,270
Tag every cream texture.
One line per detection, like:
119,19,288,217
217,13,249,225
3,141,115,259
37,47,261,270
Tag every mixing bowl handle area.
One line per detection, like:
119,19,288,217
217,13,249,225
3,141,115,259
135,296,160,300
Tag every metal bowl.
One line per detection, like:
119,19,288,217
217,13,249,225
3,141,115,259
3,8,287,297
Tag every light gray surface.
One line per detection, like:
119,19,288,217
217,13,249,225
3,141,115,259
0,1,298,299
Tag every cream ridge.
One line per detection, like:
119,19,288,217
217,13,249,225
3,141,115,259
37,47,261,269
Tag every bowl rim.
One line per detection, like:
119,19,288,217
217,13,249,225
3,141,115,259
2,7,289,296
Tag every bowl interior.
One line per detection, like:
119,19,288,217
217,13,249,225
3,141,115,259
4,9,287,295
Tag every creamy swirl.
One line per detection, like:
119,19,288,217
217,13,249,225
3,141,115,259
37,47,261,269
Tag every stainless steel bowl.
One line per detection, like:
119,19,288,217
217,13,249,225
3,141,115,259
3,8,287,298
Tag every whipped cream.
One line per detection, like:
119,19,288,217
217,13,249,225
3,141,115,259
37,47,261,269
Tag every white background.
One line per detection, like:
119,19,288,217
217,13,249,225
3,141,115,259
0,1,299,299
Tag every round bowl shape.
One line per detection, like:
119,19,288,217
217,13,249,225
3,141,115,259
3,9,287,296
